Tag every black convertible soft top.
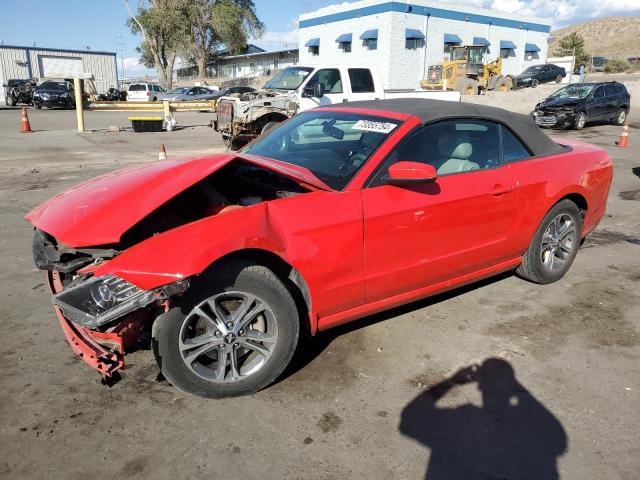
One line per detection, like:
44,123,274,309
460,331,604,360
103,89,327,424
329,98,565,157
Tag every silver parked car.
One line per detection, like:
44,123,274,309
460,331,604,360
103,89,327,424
159,85,256,102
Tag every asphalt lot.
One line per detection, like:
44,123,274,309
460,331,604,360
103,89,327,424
0,86,639,479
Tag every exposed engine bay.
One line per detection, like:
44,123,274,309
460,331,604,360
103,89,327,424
33,160,309,273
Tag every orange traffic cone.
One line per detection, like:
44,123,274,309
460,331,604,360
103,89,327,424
615,122,629,148
20,107,32,133
158,144,167,160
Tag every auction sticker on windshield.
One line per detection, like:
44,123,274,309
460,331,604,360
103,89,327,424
352,120,397,134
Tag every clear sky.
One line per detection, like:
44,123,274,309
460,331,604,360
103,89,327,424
1,0,638,77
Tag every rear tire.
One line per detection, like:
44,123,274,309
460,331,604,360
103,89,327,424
153,259,299,398
516,199,582,284
613,108,627,126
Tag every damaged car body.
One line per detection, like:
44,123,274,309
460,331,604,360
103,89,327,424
532,81,630,130
28,99,613,398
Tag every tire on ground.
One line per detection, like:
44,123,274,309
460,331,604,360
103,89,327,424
153,259,300,398
573,111,587,130
493,77,511,93
456,78,478,96
613,107,627,126
516,199,583,284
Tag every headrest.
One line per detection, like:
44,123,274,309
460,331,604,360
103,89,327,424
437,135,472,159
450,142,473,159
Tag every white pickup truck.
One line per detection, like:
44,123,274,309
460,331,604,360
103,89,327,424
215,64,460,148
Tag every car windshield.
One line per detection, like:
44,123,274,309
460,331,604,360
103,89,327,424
243,111,402,190
263,67,313,90
40,82,66,91
550,85,594,99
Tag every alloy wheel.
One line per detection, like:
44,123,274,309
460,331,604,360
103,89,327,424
540,213,576,273
178,291,278,383
617,110,626,125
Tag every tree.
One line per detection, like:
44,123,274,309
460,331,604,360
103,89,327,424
553,32,590,70
124,0,190,89
188,0,264,80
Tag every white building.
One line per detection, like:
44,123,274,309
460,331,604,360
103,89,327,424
0,45,118,103
176,45,299,81
299,0,551,90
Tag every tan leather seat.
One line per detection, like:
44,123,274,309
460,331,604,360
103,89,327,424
435,136,479,174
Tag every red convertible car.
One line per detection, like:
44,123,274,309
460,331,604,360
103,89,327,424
27,99,612,398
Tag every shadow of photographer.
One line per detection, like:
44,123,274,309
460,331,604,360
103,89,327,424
400,358,567,480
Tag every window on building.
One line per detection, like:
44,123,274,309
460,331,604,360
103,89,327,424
339,41,352,53
363,38,377,50
348,68,375,93
405,38,423,50
273,59,279,70
306,68,343,94
309,45,319,56
500,48,510,59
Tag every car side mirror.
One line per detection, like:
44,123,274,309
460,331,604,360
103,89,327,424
303,82,324,98
384,161,437,185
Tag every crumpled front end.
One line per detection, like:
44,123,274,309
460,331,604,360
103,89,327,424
34,229,187,381
46,271,152,379
215,91,297,149
532,106,577,128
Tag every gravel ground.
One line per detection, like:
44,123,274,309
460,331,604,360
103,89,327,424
0,87,638,479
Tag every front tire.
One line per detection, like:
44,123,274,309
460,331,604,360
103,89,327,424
261,121,279,135
493,77,510,93
516,199,582,284
457,78,478,96
6,94,15,106
531,78,539,88
153,260,299,398
573,111,587,130
555,74,563,83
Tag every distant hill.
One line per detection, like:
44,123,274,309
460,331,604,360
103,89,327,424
550,16,640,60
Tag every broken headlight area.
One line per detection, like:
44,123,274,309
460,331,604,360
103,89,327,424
32,228,118,273
53,275,157,329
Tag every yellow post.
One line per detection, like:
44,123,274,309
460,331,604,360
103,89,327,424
163,100,171,119
73,78,85,132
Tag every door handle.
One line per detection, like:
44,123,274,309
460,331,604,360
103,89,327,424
489,184,514,196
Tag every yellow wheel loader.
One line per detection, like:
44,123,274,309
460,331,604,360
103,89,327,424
421,45,513,96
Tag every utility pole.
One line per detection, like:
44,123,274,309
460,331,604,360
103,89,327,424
116,34,126,88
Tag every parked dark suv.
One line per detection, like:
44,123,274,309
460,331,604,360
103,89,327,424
532,82,630,129
33,81,75,109
514,64,566,88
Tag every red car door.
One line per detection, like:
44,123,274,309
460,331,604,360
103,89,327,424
361,119,519,302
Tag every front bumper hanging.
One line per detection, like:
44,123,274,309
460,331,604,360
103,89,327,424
47,271,149,380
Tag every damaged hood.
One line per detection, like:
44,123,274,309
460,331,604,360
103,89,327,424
536,96,582,109
26,154,331,248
